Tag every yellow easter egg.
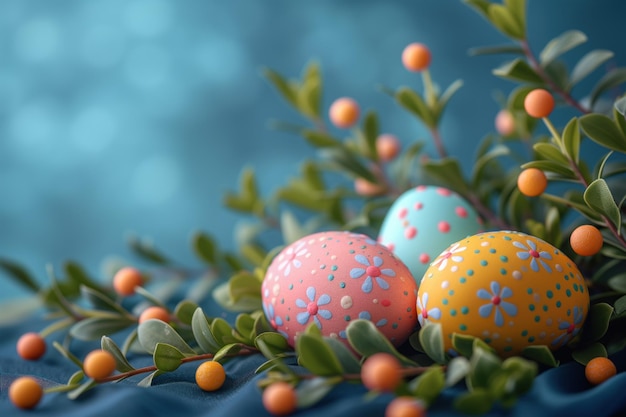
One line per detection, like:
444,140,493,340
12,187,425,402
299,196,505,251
417,230,590,357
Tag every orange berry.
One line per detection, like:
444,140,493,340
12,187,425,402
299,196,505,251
517,168,548,197
138,306,171,324
113,267,143,296
585,357,616,385
524,89,555,118
570,225,604,257
16,332,46,361
262,382,297,416
376,134,401,162
329,97,360,129
402,43,431,72
195,361,226,391
361,353,402,392
9,376,43,409
385,396,427,417
495,109,515,136
355,177,386,197
83,349,117,380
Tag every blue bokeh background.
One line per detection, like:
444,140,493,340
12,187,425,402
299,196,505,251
1,0,624,302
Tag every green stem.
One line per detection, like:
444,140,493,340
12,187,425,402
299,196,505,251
520,40,590,114
543,118,626,248
542,117,565,152
429,127,448,160
422,69,437,108
39,317,74,338
94,348,258,384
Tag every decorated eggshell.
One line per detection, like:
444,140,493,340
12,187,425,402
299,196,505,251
378,186,483,284
262,231,418,348
417,230,590,357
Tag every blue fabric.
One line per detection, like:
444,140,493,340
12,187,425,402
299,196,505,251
2,312,626,417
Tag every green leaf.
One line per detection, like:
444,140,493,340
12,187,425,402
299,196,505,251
472,144,510,187
580,113,626,154
296,377,341,408
422,157,470,196
562,117,581,164
521,160,574,179
302,130,342,148
463,0,491,20
446,356,471,387
64,261,100,289
134,286,167,309
542,192,603,221
569,50,614,87
580,302,614,344
521,345,559,367
395,87,436,128
433,79,464,120
101,336,135,372
174,300,199,325
410,366,445,405
324,147,378,183
533,142,570,165
572,342,608,365
137,370,164,387
280,210,306,245
608,273,626,293
138,318,196,355
539,30,587,66
214,343,243,362
614,295,626,316
80,285,128,315
154,343,184,372
255,332,290,359
228,270,262,303
127,235,170,265
418,323,446,365
297,74,321,119
67,379,98,400
192,232,218,265
504,0,526,31
296,332,344,376
192,308,222,354
263,68,298,108
488,4,524,39
454,388,494,415
210,317,238,346
69,317,134,341
67,370,85,386
584,179,621,228
492,357,537,405
52,341,83,369
468,44,524,56
493,58,543,83
361,111,379,159
590,68,626,108
213,281,263,312
234,313,256,343
616,96,626,117
467,347,502,390
323,337,362,374
0,258,40,292
451,333,476,358
346,319,416,366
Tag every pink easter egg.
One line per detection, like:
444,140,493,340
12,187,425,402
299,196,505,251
262,231,418,348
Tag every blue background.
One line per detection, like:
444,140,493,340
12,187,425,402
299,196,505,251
1,0,624,302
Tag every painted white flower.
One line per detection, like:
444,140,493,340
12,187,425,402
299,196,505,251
277,241,308,276
417,292,442,327
431,243,466,271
